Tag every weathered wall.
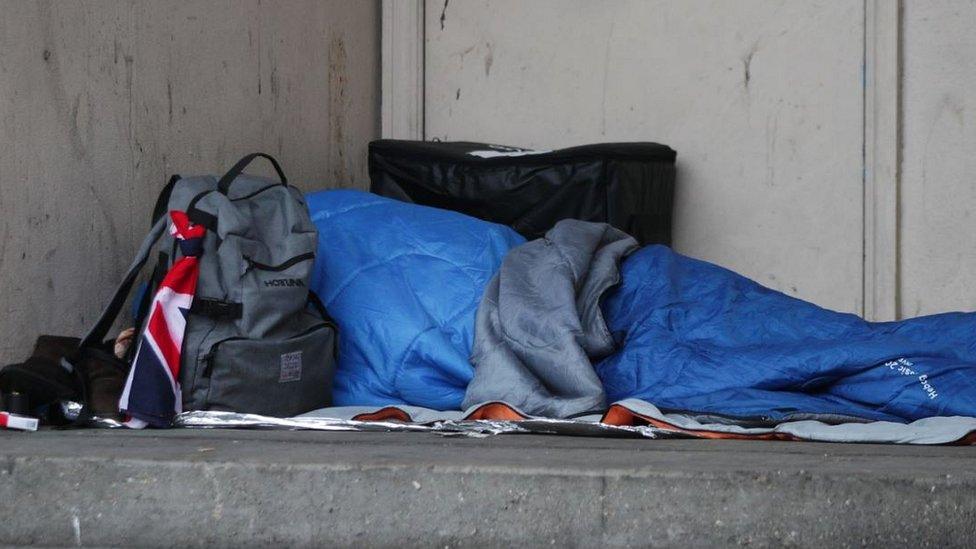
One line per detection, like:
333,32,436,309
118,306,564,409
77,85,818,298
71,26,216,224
423,0,976,319
0,0,380,364
424,0,866,313
899,1,976,316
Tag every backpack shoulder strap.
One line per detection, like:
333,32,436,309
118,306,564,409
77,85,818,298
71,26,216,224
151,175,181,227
78,216,168,350
60,216,168,425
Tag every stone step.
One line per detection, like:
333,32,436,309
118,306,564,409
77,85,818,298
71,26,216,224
1,429,974,547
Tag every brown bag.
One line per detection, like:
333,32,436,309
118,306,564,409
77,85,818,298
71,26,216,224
0,335,127,423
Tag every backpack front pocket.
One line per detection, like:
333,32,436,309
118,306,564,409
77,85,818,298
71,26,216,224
238,251,316,336
202,323,336,417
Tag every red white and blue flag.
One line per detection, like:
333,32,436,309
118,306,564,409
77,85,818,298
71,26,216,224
119,210,205,428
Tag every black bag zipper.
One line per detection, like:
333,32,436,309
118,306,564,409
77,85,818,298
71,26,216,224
230,182,284,202
243,252,314,274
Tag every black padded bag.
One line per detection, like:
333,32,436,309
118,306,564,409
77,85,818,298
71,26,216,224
368,140,677,245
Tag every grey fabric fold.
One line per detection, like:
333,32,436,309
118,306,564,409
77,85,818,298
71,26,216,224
462,220,639,418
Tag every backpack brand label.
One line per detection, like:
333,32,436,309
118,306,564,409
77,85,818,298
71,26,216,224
279,351,303,383
265,278,305,288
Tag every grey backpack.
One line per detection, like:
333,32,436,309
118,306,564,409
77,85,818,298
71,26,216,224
76,153,337,421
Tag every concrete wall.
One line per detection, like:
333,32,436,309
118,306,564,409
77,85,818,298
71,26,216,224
0,0,380,364
420,0,976,318
424,0,866,313
899,1,976,317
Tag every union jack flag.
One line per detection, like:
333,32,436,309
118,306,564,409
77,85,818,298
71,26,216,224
119,210,205,428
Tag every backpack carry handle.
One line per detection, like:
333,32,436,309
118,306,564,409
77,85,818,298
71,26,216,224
217,153,287,195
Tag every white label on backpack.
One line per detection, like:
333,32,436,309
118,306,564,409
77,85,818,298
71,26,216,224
279,351,302,383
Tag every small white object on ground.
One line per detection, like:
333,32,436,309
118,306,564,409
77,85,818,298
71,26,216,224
0,411,39,431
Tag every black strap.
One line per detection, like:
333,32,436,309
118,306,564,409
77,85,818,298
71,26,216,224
307,291,335,324
150,174,181,227
128,251,169,362
184,189,219,232
133,252,167,328
190,298,243,319
77,217,169,351
217,153,287,195
186,207,218,231
306,291,338,358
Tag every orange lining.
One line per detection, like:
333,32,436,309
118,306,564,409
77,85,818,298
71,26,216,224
464,402,528,421
352,407,413,422
353,403,976,445
602,404,799,441
351,402,528,423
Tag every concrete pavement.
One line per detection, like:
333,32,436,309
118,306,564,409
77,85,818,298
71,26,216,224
1,428,975,547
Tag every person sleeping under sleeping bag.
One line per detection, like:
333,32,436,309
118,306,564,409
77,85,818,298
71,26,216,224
307,189,976,424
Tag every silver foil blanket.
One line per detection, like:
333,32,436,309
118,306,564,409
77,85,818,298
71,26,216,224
173,410,673,439
61,400,673,439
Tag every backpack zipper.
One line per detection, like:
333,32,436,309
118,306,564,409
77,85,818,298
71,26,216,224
230,183,284,202
243,252,314,274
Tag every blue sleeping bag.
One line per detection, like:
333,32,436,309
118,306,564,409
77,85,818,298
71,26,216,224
306,190,524,409
598,245,976,423
309,191,976,422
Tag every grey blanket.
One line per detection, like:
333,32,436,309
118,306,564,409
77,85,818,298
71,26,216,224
462,220,639,418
